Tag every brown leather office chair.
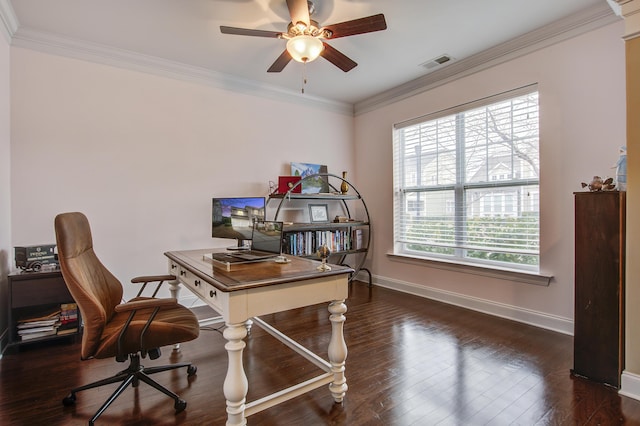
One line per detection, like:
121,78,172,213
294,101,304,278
54,212,200,425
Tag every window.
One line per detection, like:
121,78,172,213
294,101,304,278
393,86,539,270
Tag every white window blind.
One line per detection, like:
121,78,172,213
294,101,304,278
393,85,540,270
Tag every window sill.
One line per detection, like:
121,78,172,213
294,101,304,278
386,253,552,286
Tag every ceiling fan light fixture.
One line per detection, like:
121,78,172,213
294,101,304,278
286,35,324,63
220,0,387,73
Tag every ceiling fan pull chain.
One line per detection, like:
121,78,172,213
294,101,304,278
301,60,308,94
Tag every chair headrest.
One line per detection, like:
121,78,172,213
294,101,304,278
55,212,93,259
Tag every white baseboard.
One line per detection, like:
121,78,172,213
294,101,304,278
177,273,574,335
372,274,574,335
620,371,640,401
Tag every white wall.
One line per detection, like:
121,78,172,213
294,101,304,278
10,47,354,301
354,21,626,332
0,20,11,348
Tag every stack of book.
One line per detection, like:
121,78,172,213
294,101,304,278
16,302,80,341
58,303,79,336
17,309,61,341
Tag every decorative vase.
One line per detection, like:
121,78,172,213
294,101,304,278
340,171,349,194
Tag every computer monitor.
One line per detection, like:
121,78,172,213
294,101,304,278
212,197,265,248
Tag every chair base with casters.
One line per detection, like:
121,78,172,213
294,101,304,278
62,350,197,426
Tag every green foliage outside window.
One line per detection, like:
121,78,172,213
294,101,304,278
405,216,539,265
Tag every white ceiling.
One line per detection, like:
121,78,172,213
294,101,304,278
2,0,617,107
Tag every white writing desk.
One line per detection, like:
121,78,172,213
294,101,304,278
164,249,352,426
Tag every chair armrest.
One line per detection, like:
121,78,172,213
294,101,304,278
131,275,176,284
115,297,178,313
130,275,177,298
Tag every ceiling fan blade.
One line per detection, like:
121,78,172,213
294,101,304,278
267,50,293,73
323,14,387,39
220,26,282,38
320,43,357,72
286,0,310,26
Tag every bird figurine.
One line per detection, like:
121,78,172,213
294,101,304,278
581,176,615,192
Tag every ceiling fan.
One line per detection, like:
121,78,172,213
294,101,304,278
220,0,387,73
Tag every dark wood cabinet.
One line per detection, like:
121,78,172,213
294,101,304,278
7,269,80,348
572,191,625,387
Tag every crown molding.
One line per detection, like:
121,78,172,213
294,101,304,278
608,0,623,16
354,2,621,116
0,0,18,43
614,0,640,39
0,1,622,116
9,27,354,116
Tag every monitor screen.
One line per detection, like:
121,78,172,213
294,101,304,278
212,197,266,245
251,221,283,254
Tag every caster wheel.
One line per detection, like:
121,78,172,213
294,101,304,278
187,365,197,376
62,393,76,406
175,399,187,413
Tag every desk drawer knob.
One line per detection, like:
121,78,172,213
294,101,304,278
209,290,216,298
171,264,177,270
195,280,201,287
180,270,186,276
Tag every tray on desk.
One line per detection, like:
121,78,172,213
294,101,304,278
205,252,272,272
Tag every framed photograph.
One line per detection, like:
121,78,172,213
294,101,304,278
291,162,329,194
309,204,329,223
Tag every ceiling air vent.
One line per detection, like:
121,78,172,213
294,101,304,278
421,54,453,70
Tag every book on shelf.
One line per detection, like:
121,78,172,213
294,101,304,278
19,325,60,334
58,302,79,335
57,327,79,336
353,229,363,250
284,229,354,256
60,302,78,324
17,318,59,328
20,330,58,341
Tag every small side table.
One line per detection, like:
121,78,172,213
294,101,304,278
6,269,81,348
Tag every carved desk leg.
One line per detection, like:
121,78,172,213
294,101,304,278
224,322,249,426
328,299,348,403
169,278,182,352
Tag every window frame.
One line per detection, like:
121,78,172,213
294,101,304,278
392,84,541,273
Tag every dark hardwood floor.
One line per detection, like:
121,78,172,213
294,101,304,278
2,282,640,425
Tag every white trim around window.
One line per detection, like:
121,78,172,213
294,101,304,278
393,84,542,273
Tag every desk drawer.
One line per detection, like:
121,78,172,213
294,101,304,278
200,281,222,312
176,266,203,296
174,264,222,312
